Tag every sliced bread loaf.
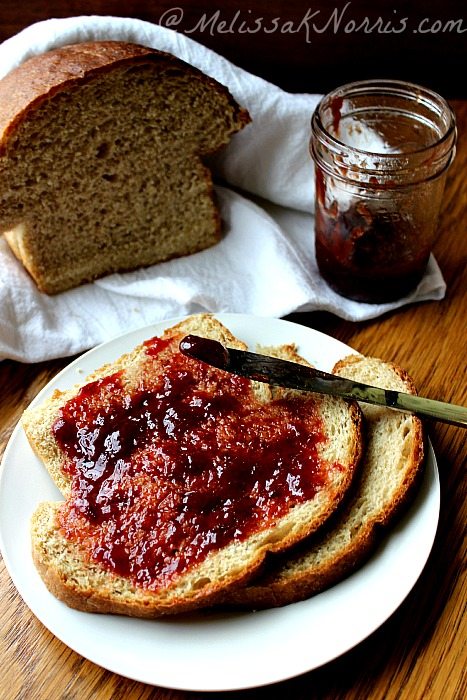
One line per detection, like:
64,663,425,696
24,314,363,617
0,42,250,293
223,354,425,608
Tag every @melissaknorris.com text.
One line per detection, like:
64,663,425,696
158,4,466,42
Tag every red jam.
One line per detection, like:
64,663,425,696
315,171,431,302
53,333,331,590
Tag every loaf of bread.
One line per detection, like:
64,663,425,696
0,42,250,294
223,354,425,608
23,314,363,617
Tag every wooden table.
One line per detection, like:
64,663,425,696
0,100,465,700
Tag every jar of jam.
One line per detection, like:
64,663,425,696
310,80,456,303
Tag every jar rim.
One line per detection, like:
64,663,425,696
311,78,457,160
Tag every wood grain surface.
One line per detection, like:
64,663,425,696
0,26,465,700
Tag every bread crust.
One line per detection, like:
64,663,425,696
25,314,363,617
31,502,277,618
0,41,250,153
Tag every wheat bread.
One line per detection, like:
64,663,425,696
223,354,425,608
24,314,363,617
0,41,250,294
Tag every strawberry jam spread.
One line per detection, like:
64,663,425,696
53,333,330,590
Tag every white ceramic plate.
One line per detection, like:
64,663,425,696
0,313,440,691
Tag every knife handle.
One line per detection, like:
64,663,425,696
394,392,467,428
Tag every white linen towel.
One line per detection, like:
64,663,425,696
0,16,446,362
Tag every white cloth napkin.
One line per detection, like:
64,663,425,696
0,16,446,363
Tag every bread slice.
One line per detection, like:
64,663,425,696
24,314,363,617
0,41,250,294
223,354,425,608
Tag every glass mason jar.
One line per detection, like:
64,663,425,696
310,79,457,303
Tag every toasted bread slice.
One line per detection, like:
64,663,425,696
224,354,425,608
25,314,363,617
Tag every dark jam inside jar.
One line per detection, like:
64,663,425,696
52,332,334,591
310,81,455,303
314,172,431,303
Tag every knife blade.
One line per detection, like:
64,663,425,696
179,335,467,428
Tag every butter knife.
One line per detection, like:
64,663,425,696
179,335,467,428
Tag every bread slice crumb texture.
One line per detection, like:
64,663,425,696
25,315,362,615
222,353,425,609
52,330,340,590
0,42,251,293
